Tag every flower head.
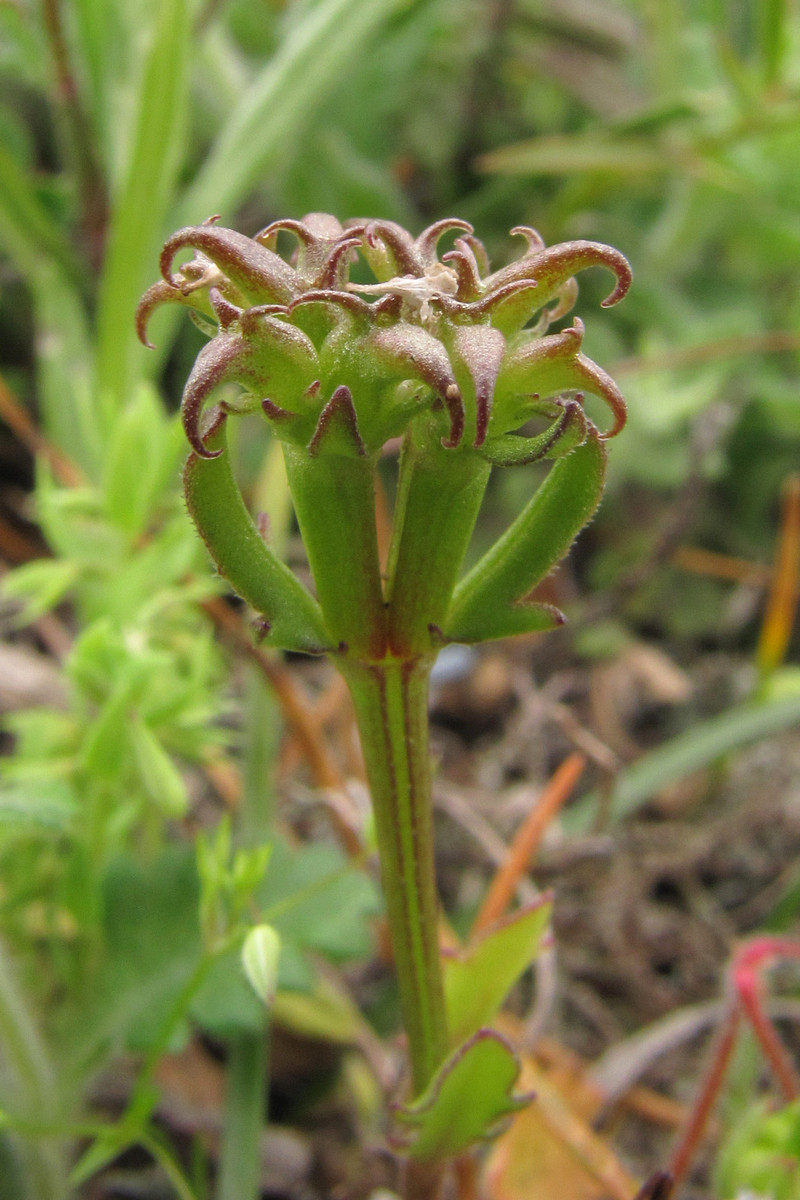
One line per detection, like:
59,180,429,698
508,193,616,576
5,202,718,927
137,214,630,464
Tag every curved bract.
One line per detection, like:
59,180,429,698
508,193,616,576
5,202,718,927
138,214,630,469
138,212,630,661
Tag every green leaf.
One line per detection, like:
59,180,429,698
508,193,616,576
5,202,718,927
191,836,378,1037
70,1126,136,1188
308,386,366,459
0,3,47,86
0,141,83,286
445,433,606,644
281,438,386,658
34,475,121,567
477,134,670,178
102,386,184,538
68,0,112,154
259,838,380,962
0,782,76,835
480,412,587,467
80,684,135,781
184,417,333,654
94,0,191,409
1,559,82,622
34,272,101,473
72,848,202,1067
188,944,312,1042
386,429,491,655
271,975,367,1043
443,898,551,1047
567,692,800,831
715,1098,800,1200
176,0,405,222
70,1085,160,1186
129,719,189,819
758,0,790,85
0,141,101,469
94,517,203,625
189,947,265,1039
394,1030,530,1161
1,708,77,763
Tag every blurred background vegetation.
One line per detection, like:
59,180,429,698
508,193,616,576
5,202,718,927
1,1,800,1198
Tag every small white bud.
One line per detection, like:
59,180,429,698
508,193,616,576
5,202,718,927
242,924,281,1008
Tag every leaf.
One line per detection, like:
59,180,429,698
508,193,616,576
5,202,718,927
566,691,800,831
176,0,405,223
443,898,551,1047
129,719,189,819
80,683,135,781
1,559,82,622
70,1124,139,1188
394,1029,530,1162
189,947,265,1039
94,0,191,409
70,1084,161,1187
714,1098,800,1200
308,386,366,458
102,385,184,538
33,475,121,567
258,838,380,962
271,975,368,1044
0,782,76,835
96,517,204,625
191,839,379,1038
71,848,202,1069
445,433,606,644
0,141,83,286
477,134,669,178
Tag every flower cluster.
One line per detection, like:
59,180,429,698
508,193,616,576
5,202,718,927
137,214,630,465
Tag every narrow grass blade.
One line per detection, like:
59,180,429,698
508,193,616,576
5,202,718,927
0,143,83,287
567,693,800,831
477,134,667,178
176,0,404,223
94,0,190,411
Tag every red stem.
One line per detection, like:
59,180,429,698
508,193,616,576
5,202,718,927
667,999,741,1192
733,937,800,1102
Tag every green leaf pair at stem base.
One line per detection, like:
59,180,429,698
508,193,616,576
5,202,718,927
392,897,552,1161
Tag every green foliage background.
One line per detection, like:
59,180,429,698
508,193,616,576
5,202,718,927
1,1,799,1197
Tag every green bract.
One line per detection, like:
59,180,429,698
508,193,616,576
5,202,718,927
138,214,630,663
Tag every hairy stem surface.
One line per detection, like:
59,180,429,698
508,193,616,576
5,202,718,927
342,656,448,1095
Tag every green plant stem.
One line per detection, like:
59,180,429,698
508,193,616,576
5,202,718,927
215,635,276,1200
141,1132,199,1200
0,940,66,1200
216,1030,269,1200
404,1157,448,1200
41,0,107,273
341,656,448,1096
